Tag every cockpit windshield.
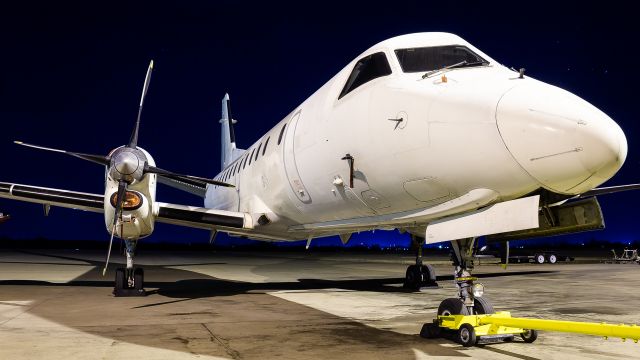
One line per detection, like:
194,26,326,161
395,45,489,73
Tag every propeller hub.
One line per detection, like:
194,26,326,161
114,152,139,175
110,148,147,183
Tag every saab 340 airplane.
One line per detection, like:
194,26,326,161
1,33,638,312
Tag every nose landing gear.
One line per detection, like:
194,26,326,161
113,239,146,297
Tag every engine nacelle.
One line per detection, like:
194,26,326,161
104,147,157,240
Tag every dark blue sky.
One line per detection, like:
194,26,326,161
1,1,639,246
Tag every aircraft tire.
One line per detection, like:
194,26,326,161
438,298,470,316
115,268,125,291
403,265,422,291
474,296,494,314
420,264,437,285
134,268,144,291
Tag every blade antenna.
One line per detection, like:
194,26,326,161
129,60,154,149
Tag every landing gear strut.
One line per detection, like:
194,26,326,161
403,235,438,291
113,239,146,297
438,238,493,316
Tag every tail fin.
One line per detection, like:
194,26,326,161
220,94,244,169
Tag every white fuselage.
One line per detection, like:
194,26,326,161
204,33,627,241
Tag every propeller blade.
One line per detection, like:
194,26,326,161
102,180,128,276
103,223,117,276
129,60,154,149
14,141,110,166
145,165,235,188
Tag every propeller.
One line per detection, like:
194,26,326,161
14,59,236,275
103,180,127,275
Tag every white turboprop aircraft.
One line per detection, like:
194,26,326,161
1,33,638,312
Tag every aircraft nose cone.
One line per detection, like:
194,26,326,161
497,82,626,195
113,151,139,175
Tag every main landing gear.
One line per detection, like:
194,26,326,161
403,235,438,291
113,239,146,297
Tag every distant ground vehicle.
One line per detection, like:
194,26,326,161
0,213,9,224
608,249,640,264
475,246,574,264
507,252,574,264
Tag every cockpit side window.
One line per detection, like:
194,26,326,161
339,52,392,99
395,45,488,73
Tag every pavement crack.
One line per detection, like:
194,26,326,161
201,323,242,359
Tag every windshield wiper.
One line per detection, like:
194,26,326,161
421,60,488,79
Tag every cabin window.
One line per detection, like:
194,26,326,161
255,143,262,161
339,52,392,99
262,137,270,156
242,154,249,169
394,45,488,73
249,148,256,165
278,124,287,145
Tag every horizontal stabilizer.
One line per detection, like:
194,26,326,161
425,195,540,244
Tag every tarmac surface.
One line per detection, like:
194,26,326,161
1,249,639,359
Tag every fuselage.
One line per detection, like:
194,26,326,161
204,33,627,241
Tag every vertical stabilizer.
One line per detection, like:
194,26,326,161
220,93,237,169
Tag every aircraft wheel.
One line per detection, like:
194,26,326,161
458,324,477,347
548,254,557,264
474,297,494,314
420,264,437,285
535,254,546,264
521,329,538,343
114,268,126,295
403,265,422,291
134,268,144,291
438,298,470,316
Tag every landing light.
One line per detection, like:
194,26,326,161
473,283,485,298
110,191,143,210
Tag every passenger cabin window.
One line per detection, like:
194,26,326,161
249,148,256,165
278,124,287,145
255,143,262,161
242,154,249,169
339,52,392,99
394,45,488,73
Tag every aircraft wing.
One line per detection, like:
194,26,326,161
576,183,640,198
0,182,252,230
0,182,103,213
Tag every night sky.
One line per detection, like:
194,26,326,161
1,1,638,247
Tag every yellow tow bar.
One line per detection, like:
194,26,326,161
421,311,640,347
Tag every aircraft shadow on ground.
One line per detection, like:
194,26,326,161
0,250,556,300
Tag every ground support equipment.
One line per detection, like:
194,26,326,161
421,311,640,347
